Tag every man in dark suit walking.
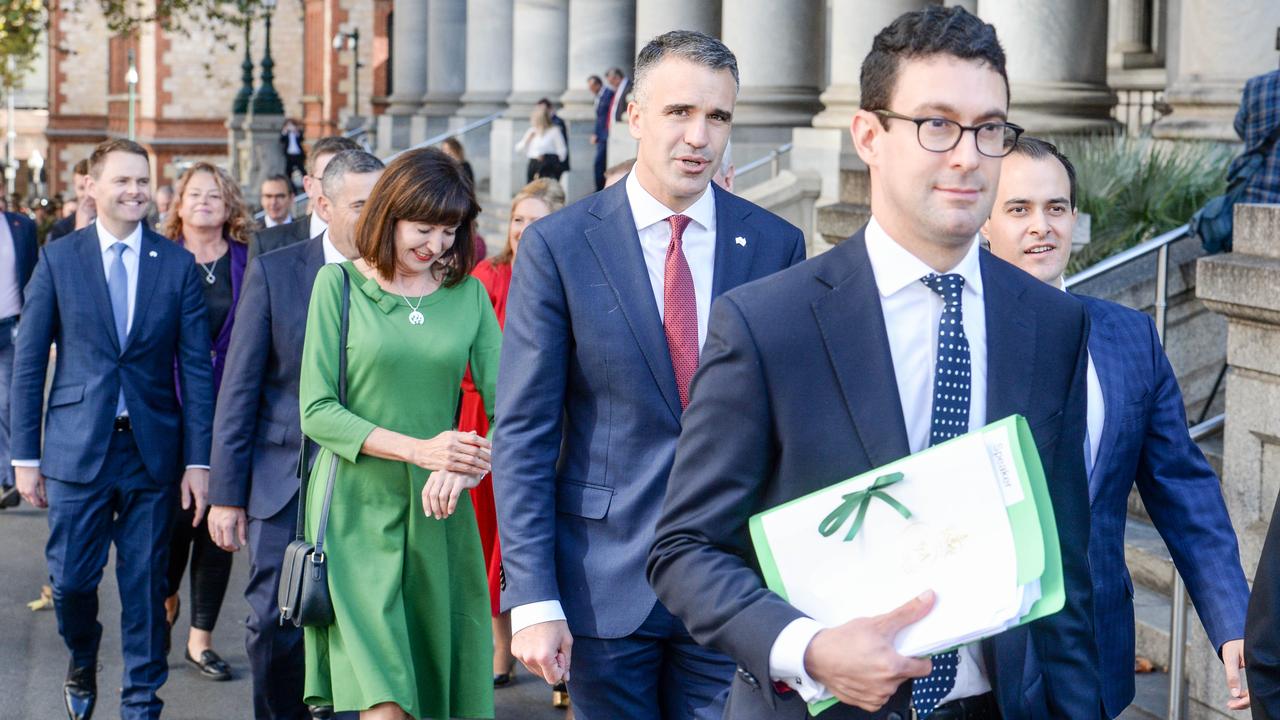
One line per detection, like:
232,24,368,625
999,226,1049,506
249,136,361,259
47,159,95,244
494,31,806,720
0,206,38,508
12,139,214,720
206,150,384,720
588,74,614,192
982,136,1252,717
1248,493,1280,719
647,8,1100,719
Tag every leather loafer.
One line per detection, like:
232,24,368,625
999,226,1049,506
309,706,335,719
184,648,232,681
63,662,96,720
0,484,19,509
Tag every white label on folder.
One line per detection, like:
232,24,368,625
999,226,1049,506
985,428,1024,506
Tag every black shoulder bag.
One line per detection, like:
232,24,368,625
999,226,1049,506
278,266,350,628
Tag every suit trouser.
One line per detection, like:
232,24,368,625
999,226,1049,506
594,142,608,191
45,429,175,720
0,336,14,488
245,494,310,720
568,601,735,720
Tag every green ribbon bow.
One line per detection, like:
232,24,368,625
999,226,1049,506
818,472,913,542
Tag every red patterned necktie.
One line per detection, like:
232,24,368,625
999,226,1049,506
664,214,698,409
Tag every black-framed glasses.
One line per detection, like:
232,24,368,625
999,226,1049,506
874,110,1024,158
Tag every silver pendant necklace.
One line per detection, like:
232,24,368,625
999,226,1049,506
396,281,426,325
198,257,218,285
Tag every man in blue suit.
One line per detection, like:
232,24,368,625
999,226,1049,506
648,8,1100,719
12,139,215,720
982,136,1251,717
206,149,383,720
589,74,615,191
494,31,806,720
0,206,38,508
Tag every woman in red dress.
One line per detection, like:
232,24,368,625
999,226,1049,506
457,178,565,688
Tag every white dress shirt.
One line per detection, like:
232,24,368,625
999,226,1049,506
0,217,22,320
769,216,992,706
321,231,346,265
309,213,328,240
263,214,292,229
509,172,720,637
1052,280,1104,477
516,126,568,162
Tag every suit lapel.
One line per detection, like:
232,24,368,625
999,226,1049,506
1084,305,1124,500
710,187,756,299
80,227,120,353
983,252,1036,426
811,232,911,468
125,232,163,352
583,184,683,421
297,214,314,242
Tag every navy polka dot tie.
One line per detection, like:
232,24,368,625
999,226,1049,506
910,273,970,716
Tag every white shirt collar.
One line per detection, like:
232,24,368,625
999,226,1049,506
264,214,292,228
863,215,984,299
309,213,328,240
96,218,143,254
625,170,716,235
321,231,346,265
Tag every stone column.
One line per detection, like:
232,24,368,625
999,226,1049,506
416,0,468,139
634,0,720,43
721,0,824,128
1195,203,1280,718
981,0,1118,134
458,0,514,118
813,0,929,130
1153,0,1280,141
378,0,429,152
560,0,635,201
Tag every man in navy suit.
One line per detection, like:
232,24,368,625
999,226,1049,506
206,150,383,720
589,74,615,191
982,136,1252,717
648,8,1100,719
0,206,38,508
1247,492,1280,719
12,139,214,720
494,31,806,720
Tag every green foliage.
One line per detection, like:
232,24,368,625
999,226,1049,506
0,0,45,90
1056,135,1235,274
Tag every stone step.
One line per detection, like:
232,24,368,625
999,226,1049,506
1126,517,1176,596
815,201,870,246
1133,580,1177,670
1118,670,1172,719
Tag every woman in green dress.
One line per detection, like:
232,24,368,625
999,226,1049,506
298,147,502,720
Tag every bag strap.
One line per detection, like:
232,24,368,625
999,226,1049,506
294,265,351,545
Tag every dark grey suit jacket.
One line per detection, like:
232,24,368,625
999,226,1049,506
249,214,315,261
209,235,325,519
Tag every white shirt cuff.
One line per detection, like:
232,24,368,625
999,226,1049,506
769,617,831,702
510,600,567,636
11,459,39,468
185,465,210,470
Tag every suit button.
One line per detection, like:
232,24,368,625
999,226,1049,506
736,667,759,689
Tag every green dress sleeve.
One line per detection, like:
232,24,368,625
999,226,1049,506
468,277,504,434
299,264,378,463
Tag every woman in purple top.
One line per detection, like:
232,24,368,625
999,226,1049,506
161,162,251,680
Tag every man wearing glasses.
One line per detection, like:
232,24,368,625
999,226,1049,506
647,6,1100,719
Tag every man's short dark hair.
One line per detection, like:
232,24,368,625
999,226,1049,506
306,136,362,175
1009,136,1078,210
606,67,624,80
860,6,1008,122
587,74,602,86
633,30,738,105
88,139,149,179
321,149,386,199
73,159,90,177
261,174,294,194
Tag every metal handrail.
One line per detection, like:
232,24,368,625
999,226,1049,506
735,142,793,181
1066,220,1216,720
252,111,503,222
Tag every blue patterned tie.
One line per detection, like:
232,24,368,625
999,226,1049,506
910,273,970,716
108,242,129,416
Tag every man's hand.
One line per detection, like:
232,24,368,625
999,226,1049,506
803,590,936,712
207,505,248,552
512,619,573,686
589,134,598,145
1222,638,1250,710
15,466,47,508
180,468,210,526
74,196,96,230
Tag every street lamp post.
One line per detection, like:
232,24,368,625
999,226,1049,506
4,56,15,196
250,0,284,116
29,149,43,198
232,5,255,115
332,28,362,126
125,49,139,140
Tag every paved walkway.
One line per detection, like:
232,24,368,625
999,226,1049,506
0,502,566,719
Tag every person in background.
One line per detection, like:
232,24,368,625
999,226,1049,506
539,97,570,174
149,185,175,229
441,137,476,190
602,158,636,188
458,178,565,690
298,147,499,720
161,161,254,683
1233,61,1280,205
251,136,361,259
281,119,307,191
712,140,734,192
0,205,37,509
258,174,295,230
517,103,568,183
982,136,1251,717
589,74,614,191
47,159,95,243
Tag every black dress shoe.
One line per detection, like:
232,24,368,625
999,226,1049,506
0,484,19,509
63,662,96,720
309,706,334,719
184,648,232,681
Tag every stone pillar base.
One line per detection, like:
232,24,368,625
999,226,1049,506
1009,81,1121,135
377,114,415,155
732,87,824,128
489,118,532,206
457,90,509,119
240,112,286,194
226,114,246,187
1152,81,1245,142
